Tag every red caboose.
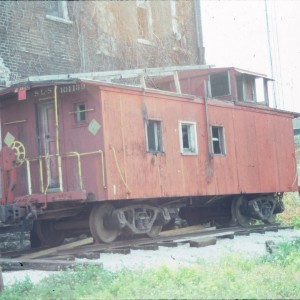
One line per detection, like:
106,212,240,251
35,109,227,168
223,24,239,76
0,66,297,246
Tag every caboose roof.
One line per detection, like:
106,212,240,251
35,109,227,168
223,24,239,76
0,66,297,118
0,65,274,98
0,79,81,98
0,78,197,102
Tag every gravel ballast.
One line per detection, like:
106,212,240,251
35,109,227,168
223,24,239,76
2,229,300,286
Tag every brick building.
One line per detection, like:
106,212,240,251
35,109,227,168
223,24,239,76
0,0,205,86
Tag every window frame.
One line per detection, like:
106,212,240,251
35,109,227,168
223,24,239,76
145,119,164,154
136,0,153,44
210,125,226,156
237,74,270,105
170,0,181,40
70,101,92,128
74,102,87,124
46,1,72,24
208,71,231,98
244,75,256,102
179,121,198,155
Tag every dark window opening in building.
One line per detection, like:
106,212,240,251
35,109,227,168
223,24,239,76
47,1,64,18
75,103,86,123
210,72,230,98
211,126,226,155
182,125,190,149
180,122,197,154
137,7,149,39
237,75,244,101
244,75,256,102
146,120,163,152
137,6,149,39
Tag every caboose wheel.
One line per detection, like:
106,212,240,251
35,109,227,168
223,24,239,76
231,195,252,227
33,220,65,247
147,225,163,238
89,203,120,243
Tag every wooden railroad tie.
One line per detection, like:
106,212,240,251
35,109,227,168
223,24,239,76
279,226,294,230
157,242,178,248
160,225,216,236
235,230,250,236
47,255,76,261
131,244,159,251
75,252,100,260
19,237,93,260
218,234,235,239
265,227,278,232
101,249,131,255
250,229,265,234
189,237,217,248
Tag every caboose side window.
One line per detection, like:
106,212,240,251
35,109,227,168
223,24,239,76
179,121,198,155
75,103,86,123
146,120,163,153
237,74,269,104
209,72,231,98
211,126,226,155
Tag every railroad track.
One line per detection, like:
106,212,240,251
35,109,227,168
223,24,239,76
0,224,294,271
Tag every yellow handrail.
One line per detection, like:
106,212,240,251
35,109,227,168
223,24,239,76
110,145,131,194
25,159,32,195
44,153,51,194
23,150,106,194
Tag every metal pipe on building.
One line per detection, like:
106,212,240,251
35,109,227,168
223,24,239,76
193,0,205,64
54,85,63,192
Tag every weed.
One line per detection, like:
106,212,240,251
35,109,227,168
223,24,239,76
0,276,33,300
261,238,300,268
2,246,300,299
277,192,300,227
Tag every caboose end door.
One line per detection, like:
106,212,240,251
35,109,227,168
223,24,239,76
38,102,60,191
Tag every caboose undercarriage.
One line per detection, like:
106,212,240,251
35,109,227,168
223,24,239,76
0,191,284,248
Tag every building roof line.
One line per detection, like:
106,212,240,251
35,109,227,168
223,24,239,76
13,64,214,85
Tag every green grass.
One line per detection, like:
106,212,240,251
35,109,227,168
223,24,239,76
277,192,300,228
2,239,300,299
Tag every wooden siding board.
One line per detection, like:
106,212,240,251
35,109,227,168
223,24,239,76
208,106,239,195
101,86,298,201
232,109,261,193
58,87,106,199
274,117,297,191
255,113,279,192
1,98,39,196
